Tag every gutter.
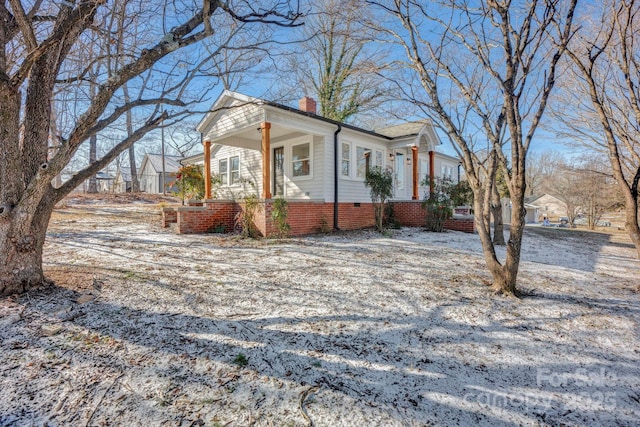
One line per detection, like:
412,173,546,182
334,124,342,230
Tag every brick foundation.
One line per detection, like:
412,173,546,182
161,199,475,236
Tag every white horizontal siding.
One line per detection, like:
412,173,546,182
336,131,389,203
203,101,263,142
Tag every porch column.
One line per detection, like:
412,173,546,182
429,150,435,198
204,140,212,199
411,146,419,200
261,122,272,199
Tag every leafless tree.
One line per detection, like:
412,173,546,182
368,0,578,295
525,150,564,196
549,156,622,228
277,0,391,123
0,0,301,295
560,0,640,257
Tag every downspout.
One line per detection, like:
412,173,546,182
334,124,342,230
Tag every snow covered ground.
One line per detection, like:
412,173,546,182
1,199,639,426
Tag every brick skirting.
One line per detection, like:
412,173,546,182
162,199,475,236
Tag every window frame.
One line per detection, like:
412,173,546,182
219,158,228,185
341,142,351,178
356,146,373,179
291,140,313,180
230,155,240,185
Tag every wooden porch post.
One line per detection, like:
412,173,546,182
429,150,435,198
261,122,272,199
204,140,212,199
411,146,419,200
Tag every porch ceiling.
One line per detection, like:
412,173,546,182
210,123,306,150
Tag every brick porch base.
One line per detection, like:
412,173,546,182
162,199,475,236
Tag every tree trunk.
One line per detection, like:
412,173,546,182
491,183,505,245
88,134,98,193
123,84,139,192
0,195,55,296
624,195,640,260
473,182,525,297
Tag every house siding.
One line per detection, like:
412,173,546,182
139,162,158,194
203,100,263,142
336,131,389,203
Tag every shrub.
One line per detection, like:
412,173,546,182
173,164,221,202
239,194,262,238
364,167,394,232
422,177,454,232
271,197,290,238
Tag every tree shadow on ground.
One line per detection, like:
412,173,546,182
3,282,638,427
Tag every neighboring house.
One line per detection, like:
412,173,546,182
501,194,567,224
95,171,114,192
525,194,567,222
138,154,182,194
114,167,132,193
501,198,539,224
165,90,472,236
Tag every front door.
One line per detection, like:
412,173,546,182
273,146,284,197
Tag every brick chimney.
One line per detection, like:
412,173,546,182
298,96,317,114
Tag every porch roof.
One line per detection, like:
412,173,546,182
197,90,442,149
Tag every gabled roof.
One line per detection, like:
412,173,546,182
376,121,430,138
116,167,132,181
141,154,183,174
525,193,563,205
197,90,441,143
95,171,114,180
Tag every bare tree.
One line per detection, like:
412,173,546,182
279,0,390,123
561,0,640,257
525,150,564,196
0,0,301,295
550,157,622,229
368,0,578,295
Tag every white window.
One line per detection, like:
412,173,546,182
292,143,311,177
219,159,228,185
420,160,429,179
230,156,240,184
395,152,405,190
356,146,371,178
341,142,351,177
375,150,383,168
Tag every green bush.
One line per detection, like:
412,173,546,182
422,177,454,232
364,167,394,232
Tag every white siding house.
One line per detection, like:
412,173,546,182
188,90,460,204
138,154,182,194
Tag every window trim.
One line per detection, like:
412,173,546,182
230,155,240,185
356,146,373,180
218,155,242,187
219,158,228,185
290,140,313,181
341,141,351,179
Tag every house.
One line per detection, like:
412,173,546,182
114,167,132,193
501,194,567,224
501,198,540,224
525,194,567,222
138,153,182,194
164,90,473,235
